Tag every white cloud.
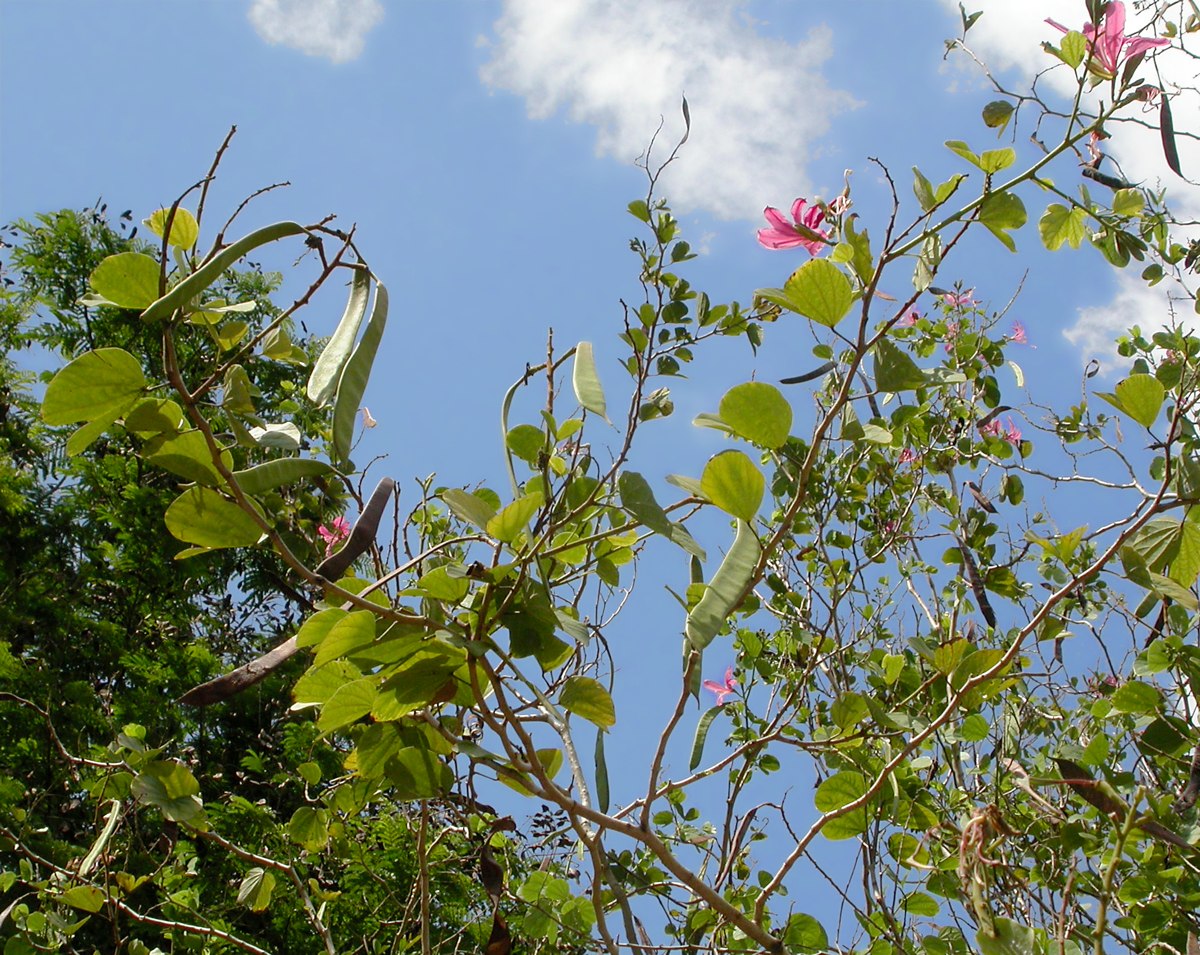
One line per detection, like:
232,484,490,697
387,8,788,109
937,0,1200,357
479,0,861,222
247,0,383,64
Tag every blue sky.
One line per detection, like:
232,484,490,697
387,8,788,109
3,0,1194,936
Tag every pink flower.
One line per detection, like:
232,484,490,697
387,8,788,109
943,289,978,308
902,309,922,327
898,448,919,465
944,321,960,355
757,198,829,254
1007,321,1033,346
981,419,1003,439
703,667,738,705
318,516,351,556
1047,2,1168,78
1003,418,1022,446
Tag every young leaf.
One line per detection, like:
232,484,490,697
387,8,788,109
307,267,372,406
237,868,276,912
782,259,854,327
572,341,609,421
1039,204,1088,250
701,450,764,521
144,207,200,250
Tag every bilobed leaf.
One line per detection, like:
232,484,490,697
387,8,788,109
89,253,162,309
685,519,761,650
66,409,123,457
1115,373,1165,428
572,341,608,421
814,771,869,839
1039,203,1088,250
144,207,199,250
874,338,927,392
1059,30,1087,68
131,760,205,825
308,267,372,406
781,259,854,327
1112,188,1144,217
332,282,388,463
237,868,275,912
233,458,333,495
125,397,183,436
560,676,616,729
42,348,146,425
442,487,498,529
690,706,721,770
981,100,1013,131
249,422,302,450
59,885,106,914
980,191,1027,252
700,450,764,521
719,382,792,449
487,491,544,543
313,610,377,668
143,429,231,486
317,677,378,734
165,487,262,549
388,745,453,799
288,807,330,851
978,148,1016,174
977,917,1037,955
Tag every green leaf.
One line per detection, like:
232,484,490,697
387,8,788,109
506,424,546,464
487,491,544,543
65,409,124,456
719,382,792,449
288,807,329,851
978,148,1016,174
685,519,760,650
1039,203,1088,250
308,268,372,406
141,221,306,323
313,610,377,668
874,338,926,392
782,913,829,954
292,659,359,708
1115,373,1165,428
618,471,706,560
977,917,1036,955
143,429,231,486
233,458,334,495
388,745,453,799
42,348,146,425
59,885,107,914
373,641,468,718
144,207,199,249
165,487,262,549
317,677,378,734
912,167,937,213
1059,30,1087,69
572,341,608,421
332,282,388,463
416,565,470,602
628,199,651,222
781,259,854,327
295,608,348,649
89,252,162,309
814,771,869,839
1112,188,1144,217
236,868,275,912
1110,680,1162,715
560,676,616,729
979,191,1027,252
981,100,1014,132
442,488,498,530
249,422,301,450
701,450,764,521
124,397,183,436
131,761,204,825
945,140,981,168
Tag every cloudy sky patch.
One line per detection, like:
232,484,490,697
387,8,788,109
248,0,383,64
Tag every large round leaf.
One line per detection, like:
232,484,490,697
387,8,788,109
165,487,263,549
701,450,764,521
719,382,792,449
42,348,146,425
89,252,161,309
